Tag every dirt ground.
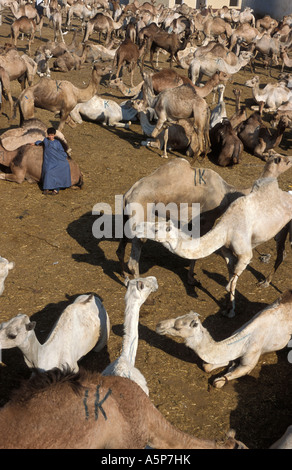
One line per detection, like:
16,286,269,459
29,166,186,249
0,10,291,450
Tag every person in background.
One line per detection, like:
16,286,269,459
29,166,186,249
33,127,71,195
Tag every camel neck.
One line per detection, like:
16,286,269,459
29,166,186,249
19,330,41,368
120,298,141,365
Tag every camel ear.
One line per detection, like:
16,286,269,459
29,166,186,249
26,321,36,331
124,276,130,287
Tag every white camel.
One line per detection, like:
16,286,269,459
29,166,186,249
189,51,253,85
210,84,227,128
245,75,292,112
102,276,158,395
135,166,292,317
270,425,292,449
156,289,292,388
0,256,14,296
69,95,137,128
0,294,110,372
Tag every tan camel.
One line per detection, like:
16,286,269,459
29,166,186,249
0,123,82,186
13,62,112,130
148,84,210,159
135,160,292,317
156,290,292,388
280,46,292,72
9,1,40,22
82,12,127,44
116,155,290,282
0,49,37,118
11,16,36,53
0,367,247,449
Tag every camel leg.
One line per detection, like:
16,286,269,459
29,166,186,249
258,224,290,287
116,237,129,277
0,167,26,184
203,360,230,373
128,237,144,277
162,127,169,159
224,251,253,318
213,353,261,388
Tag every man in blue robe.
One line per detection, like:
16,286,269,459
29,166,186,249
35,127,71,195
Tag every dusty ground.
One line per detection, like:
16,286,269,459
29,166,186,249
0,11,291,450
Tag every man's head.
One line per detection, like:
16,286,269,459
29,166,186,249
47,127,56,140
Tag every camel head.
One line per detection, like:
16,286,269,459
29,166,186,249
0,314,36,349
244,75,259,88
156,311,202,339
124,276,158,305
263,152,292,176
135,220,180,245
0,256,14,296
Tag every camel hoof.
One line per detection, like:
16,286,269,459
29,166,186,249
222,308,235,318
213,376,227,388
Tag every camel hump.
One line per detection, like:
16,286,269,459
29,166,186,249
1,128,46,151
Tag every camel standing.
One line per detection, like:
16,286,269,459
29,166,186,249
156,289,292,388
0,368,247,449
135,161,292,317
102,276,158,395
116,155,290,284
13,62,112,130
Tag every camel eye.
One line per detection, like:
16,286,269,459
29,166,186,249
166,226,171,232
7,333,16,339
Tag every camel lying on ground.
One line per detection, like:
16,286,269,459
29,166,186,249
69,94,137,128
13,62,112,131
156,290,292,388
0,367,247,449
135,165,292,317
244,75,292,113
0,294,110,372
102,276,158,395
0,132,82,186
116,155,290,283
0,256,14,296
236,112,289,160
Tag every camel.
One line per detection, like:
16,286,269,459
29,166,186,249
192,15,233,41
51,46,88,72
156,289,292,388
13,62,112,131
259,220,292,287
0,256,14,296
0,49,37,118
82,12,127,45
210,118,243,167
0,132,82,186
69,94,137,128
109,77,144,98
132,98,200,159
189,51,253,85
228,23,259,52
280,46,292,72
147,84,211,160
236,112,289,160
0,294,110,372
0,367,247,449
116,156,289,281
43,4,66,43
102,276,158,395
270,425,292,449
11,16,37,52
0,118,69,151
135,166,292,317
245,75,292,112
110,38,147,87
210,84,227,128
65,2,98,28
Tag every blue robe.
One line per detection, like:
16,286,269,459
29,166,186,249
36,137,71,191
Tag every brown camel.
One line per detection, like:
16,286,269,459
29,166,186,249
82,12,127,45
11,16,36,53
0,128,82,186
0,367,247,449
236,112,289,160
13,62,112,130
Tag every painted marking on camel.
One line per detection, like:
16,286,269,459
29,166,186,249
227,333,251,346
194,169,206,185
83,387,112,421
